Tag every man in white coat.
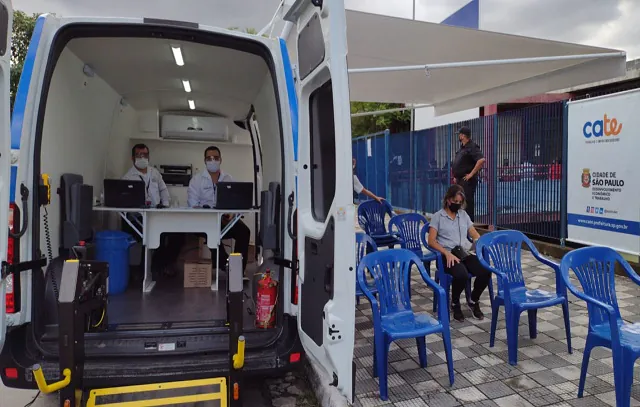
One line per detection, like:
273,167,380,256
122,143,175,278
188,146,251,274
122,143,170,207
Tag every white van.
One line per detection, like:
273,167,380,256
0,0,356,403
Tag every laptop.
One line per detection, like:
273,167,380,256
103,179,146,208
216,182,254,210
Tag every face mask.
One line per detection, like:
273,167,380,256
206,160,220,173
449,202,462,212
135,158,149,170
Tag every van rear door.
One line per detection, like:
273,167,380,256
285,0,355,402
0,0,13,351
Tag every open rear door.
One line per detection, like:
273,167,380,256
0,0,12,352
285,0,355,402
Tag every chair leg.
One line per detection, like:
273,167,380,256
578,336,594,398
527,310,537,339
505,307,520,366
620,354,635,407
562,301,572,354
416,337,427,368
441,329,455,386
376,338,391,401
489,301,500,347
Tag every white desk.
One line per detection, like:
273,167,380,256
93,206,258,292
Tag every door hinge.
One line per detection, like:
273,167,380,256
1,258,47,279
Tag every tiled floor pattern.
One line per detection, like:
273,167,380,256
352,246,640,407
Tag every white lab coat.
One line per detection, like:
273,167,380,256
187,170,234,208
122,166,170,207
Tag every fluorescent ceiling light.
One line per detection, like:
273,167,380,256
171,45,184,66
182,80,191,93
188,99,196,110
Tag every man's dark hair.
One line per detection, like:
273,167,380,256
458,126,471,138
204,146,221,158
132,143,149,157
443,184,467,210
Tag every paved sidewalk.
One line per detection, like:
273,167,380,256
352,246,640,407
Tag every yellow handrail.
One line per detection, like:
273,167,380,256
32,364,71,394
232,336,245,369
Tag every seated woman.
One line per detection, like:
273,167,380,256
427,185,490,322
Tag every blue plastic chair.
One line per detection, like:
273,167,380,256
419,223,494,314
355,232,378,305
357,200,401,248
358,249,454,400
560,247,640,407
476,230,572,366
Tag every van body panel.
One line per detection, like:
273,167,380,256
3,4,353,401
289,0,355,402
0,0,13,352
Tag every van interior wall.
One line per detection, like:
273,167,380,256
39,48,125,254
253,72,282,189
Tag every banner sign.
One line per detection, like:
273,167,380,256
567,90,640,255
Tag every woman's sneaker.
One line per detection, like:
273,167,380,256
467,301,485,320
452,303,465,322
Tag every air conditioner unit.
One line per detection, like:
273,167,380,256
161,115,229,142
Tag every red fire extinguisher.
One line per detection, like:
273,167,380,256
255,269,278,329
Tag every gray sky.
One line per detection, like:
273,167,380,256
12,0,640,58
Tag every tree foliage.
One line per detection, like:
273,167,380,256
10,11,38,110
350,101,411,138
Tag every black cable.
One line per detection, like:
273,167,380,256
23,391,40,407
43,206,53,262
8,185,29,239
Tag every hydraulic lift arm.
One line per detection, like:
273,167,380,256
32,259,108,407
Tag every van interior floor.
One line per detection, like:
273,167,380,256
107,275,258,331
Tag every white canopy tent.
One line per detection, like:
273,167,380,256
280,9,627,116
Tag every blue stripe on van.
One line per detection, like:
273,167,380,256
9,16,45,203
10,166,16,202
11,15,46,150
279,38,298,162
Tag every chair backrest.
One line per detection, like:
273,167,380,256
356,249,418,316
388,213,427,255
357,200,394,235
560,246,622,328
476,230,528,292
356,232,378,270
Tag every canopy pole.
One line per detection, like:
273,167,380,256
351,104,431,118
257,0,285,37
348,52,626,74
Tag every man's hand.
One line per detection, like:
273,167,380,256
445,252,460,268
374,196,385,203
463,173,473,182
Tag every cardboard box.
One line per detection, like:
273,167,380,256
183,259,212,288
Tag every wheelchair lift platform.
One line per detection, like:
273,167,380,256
32,255,247,407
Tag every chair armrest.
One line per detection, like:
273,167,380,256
622,260,640,287
356,265,382,325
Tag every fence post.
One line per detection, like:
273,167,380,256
384,129,390,201
447,125,452,185
560,101,569,246
492,114,499,228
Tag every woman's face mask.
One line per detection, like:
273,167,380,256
449,201,462,212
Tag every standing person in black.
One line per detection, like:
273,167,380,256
452,127,485,222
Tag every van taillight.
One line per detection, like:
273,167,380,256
6,203,19,314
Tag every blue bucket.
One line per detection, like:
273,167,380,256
95,230,137,295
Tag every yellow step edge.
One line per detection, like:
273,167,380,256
86,377,227,407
